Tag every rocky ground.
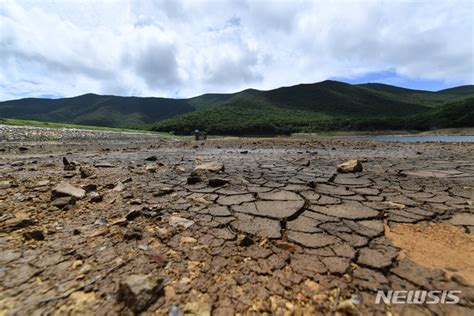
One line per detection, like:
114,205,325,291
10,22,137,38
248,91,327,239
1,126,473,315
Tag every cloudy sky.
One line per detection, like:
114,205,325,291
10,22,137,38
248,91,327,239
0,0,473,101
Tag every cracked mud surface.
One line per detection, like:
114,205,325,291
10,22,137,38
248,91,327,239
1,128,474,315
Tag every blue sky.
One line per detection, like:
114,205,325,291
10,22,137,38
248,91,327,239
332,70,468,92
0,0,473,100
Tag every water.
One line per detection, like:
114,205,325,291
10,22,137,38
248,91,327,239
353,135,474,143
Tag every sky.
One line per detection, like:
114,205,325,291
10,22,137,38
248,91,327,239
0,0,473,101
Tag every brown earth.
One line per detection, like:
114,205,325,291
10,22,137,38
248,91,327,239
0,125,473,315
386,222,474,285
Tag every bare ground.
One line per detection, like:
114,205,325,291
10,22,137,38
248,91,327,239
1,126,473,315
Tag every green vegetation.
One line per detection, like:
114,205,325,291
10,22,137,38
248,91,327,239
357,83,474,107
153,97,474,135
0,94,193,128
153,100,333,135
1,80,473,135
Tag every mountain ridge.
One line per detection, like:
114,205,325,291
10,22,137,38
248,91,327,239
1,80,473,133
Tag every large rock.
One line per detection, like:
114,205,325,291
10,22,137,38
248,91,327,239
117,274,164,314
337,159,363,173
194,161,224,173
52,182,86,199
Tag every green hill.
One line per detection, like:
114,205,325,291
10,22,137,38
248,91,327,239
1,80,473,133
0,94,194,128
358,83,474,107
153,96,474,134
259,80,427,116
405,97,474,130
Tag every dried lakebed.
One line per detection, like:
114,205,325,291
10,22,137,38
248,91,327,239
0,130,473,315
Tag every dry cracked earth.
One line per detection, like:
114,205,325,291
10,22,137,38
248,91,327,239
1,126,473,315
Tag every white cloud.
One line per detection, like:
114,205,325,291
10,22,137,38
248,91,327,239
0,0,472,100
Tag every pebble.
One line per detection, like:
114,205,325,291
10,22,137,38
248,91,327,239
169,216,194,228
52,182,86,199
117,274,164,313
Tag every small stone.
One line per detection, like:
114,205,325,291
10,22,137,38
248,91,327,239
94,218,108,226
63,157,76,171
145,155,158,161
2,180,15,189
130,199,142,205
79,166,94,178
336,299,358,315
111,217,128,226
187,176,202,185
11,161,25,167
236,234,254,247
78,264,93,275
52,182,86,199
153,187,174,197
94,162,114,168
184,298,212,316
36,180,50,187
126,209,142,221
117,274,164,314
180,236,198,243
124,228,143,240
122,191,134,199
51,196,76,208
208,178,229,187
23,230,45,241
194,161,224,173
82,184,97,192
169,216,194,228
6,218,35,231
89,191,103,203
337,159,363,173
168,305,180,316
88,227,109,238
145,165,157,173
113,182,125,192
